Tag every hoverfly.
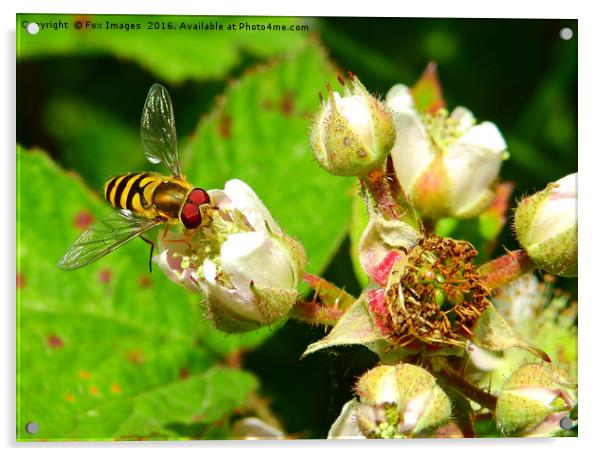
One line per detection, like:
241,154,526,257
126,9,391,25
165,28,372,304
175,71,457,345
58,84,212,271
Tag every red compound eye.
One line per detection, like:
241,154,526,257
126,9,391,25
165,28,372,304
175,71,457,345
181,203,202,229
187,188,210,206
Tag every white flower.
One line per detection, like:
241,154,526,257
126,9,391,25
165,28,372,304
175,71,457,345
154,179,305,333
514,173,577,277
385,84,507,219
311,75,396,176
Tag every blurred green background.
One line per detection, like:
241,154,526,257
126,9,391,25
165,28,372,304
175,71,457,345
17,14,577,440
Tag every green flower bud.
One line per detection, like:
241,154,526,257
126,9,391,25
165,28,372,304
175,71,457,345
496,363,576,436
329,364,451,438
514,173,577,277
310,74,396,176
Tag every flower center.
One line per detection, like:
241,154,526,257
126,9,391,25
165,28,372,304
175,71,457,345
383,235,488,348
169,207,255,286
421,109,463,154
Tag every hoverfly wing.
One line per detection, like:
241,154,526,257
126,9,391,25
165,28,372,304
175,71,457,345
57,210,164,270
140,83,183,179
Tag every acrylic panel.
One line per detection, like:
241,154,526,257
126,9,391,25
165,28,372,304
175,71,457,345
16,14,577,441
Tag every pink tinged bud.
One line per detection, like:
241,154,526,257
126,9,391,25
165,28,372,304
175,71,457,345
514,173,577,277
351,364,452,438
386,84,507,219
495,363,576,437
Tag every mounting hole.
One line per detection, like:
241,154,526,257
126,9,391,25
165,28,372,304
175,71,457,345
559,416,574,430
559,27,573,40
26,22,40,35
25,421,39,434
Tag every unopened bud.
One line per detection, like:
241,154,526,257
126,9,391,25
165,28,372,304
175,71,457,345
351,364,451,438
496,363,576,436
514,173,577,277
311,74,396,176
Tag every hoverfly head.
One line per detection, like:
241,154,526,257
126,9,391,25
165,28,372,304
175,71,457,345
180,188,211,229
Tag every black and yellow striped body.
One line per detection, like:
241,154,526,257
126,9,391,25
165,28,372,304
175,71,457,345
104,172,194,222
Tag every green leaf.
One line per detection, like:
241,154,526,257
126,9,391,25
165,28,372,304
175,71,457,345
17,14,311,83
17,148,258,440
182,42,354,277
43,96,147,193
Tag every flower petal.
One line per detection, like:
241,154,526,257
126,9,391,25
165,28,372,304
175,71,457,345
444,122,506,215
529,173,577,246
333,92,375,151
449,106,476,134
385,84,415,112
221,232,295,292
387,103,435,192
223,179,281,234
328,400,365,439
202,258,261,322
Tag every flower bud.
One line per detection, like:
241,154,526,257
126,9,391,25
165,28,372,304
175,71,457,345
514,173,577,277
330,364,451,438
311,74,396,176
496,363,576,436
385,84,507,219
155,179,306,333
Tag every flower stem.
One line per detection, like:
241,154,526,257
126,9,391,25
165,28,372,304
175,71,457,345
479,249,535,291
438,365,498,411
290,300,344,327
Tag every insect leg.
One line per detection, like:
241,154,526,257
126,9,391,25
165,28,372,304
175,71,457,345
139,235,155,273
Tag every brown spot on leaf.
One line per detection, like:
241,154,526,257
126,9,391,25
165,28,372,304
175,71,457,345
179,367,189,379
88,385,100,396
261,100,274,110
126,349,145,366
46,334,64,348
65,393,75,402
280,92,294,116
16,273,25,288
79,370,90,380
138,275,152,288
74,210,94,230
218,114,231,138
98,269,112,284
111,383,122,394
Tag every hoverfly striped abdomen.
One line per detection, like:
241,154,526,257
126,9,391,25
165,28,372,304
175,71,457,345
105,172,155,213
